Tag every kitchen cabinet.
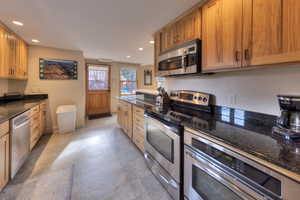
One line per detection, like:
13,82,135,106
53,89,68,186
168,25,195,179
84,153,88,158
243,0,300,67
154,7,202,54
202,0,243,72
117,101,133,139
117,100,145,152
132,105,145,152
0,23,28,80
30,103,46,150
0,121,10,192
202,0,300,72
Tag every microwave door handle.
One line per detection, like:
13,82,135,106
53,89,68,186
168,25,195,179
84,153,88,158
182,55,187,72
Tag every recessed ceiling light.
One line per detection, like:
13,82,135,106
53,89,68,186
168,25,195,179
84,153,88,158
126,56,131,58
139,48,144,51
149,40,155,44
12,21,23,26
32,39,40,43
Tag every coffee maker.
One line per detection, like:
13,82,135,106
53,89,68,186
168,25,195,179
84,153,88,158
273,95,300,140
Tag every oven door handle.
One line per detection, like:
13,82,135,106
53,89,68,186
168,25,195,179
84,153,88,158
185,147,259,200
159,174,179,189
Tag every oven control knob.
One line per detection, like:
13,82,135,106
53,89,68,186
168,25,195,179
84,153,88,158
198,96,202,101
203,97,208,102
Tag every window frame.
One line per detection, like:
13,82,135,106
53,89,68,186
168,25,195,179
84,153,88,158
119,68,137,96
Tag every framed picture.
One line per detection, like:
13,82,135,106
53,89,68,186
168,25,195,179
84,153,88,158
39,58,78,80
144,70,152,86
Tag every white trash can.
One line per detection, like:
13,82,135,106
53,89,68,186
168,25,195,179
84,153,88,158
56,105,77,134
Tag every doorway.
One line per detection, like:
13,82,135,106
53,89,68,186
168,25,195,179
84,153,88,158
86,64,111,118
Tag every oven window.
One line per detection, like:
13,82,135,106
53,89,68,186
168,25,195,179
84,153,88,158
158,56,182,71
191,139,281,196
147,123,174,163
192,165,243,200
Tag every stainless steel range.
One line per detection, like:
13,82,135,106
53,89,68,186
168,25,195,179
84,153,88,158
144,90,212,200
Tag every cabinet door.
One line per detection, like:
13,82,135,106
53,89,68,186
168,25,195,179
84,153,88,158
0,27,10,78
243,0,300,66
181,8,202,43
8,33,17,78
202,0,243,72
154,32,161,74
0,134,9,191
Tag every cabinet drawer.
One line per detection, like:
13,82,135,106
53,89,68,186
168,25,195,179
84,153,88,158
133,132,145,152
40,102,46,111
133,125,145,141
133,116,144,129
133,106,144,117
0,121,9,138
31,113,40,126
30,126,40,142
30,105,40,116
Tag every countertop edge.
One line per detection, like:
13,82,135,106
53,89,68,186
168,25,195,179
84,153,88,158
0,99,47,124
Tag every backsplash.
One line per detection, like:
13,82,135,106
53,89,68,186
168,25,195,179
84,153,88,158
0,79,8,97
165,65,300,116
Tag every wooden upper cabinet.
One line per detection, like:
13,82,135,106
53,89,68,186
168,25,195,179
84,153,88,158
202,0,243,72
156,7,202,54
0,23,28,79
243,0,300,67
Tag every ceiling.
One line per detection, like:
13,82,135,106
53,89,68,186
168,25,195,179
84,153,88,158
0,0,201,65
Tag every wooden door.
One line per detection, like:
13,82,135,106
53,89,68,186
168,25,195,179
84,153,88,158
243,0,300,67
0,134,9,191
202,0,243,72
86,65,111,116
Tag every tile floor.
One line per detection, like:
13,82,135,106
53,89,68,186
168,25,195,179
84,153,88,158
0,116,172,200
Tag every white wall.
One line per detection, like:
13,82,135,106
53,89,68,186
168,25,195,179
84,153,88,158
165,65,300,116
8,45,86,133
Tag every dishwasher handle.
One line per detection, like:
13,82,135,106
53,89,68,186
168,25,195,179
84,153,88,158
14,119,30,129
12,111,31,129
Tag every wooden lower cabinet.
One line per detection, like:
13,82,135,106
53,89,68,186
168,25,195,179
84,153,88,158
30,102,47,151
117,101,145,152
117,100,133,139
0,121,10,192
132,106,145,152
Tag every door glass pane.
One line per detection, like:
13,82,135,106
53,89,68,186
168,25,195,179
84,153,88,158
192,165,243,200
88,66,109,90
147,122,174,163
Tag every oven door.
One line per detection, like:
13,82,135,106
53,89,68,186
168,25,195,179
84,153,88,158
184,146,258,200
144,115,181,182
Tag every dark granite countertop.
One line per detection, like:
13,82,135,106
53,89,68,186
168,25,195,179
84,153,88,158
119,96,300,181
0,95,48,124
118,96,155,109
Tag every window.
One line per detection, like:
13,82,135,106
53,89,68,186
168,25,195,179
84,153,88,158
88,65,109,90
120,68,137,95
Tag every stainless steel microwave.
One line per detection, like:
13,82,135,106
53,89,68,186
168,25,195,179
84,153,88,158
157,39,201,77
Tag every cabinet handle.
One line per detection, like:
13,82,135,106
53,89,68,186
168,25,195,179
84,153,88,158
235,51,240,62
244,49,250,60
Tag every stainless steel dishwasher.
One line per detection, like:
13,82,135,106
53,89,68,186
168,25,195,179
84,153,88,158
11,110,31,178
